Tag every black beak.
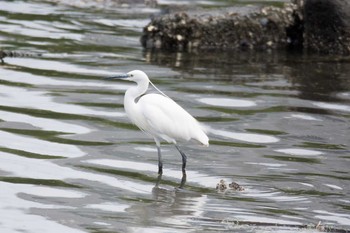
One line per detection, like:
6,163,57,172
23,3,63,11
104,74,129,80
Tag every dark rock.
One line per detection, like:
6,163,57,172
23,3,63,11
304,0,350,55
141,4,301,51
141,0,350,55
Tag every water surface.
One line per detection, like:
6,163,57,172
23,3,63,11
0,0,349,232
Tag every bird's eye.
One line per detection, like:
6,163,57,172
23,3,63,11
130,74,134,77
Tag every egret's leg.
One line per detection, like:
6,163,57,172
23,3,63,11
157,146,163,174
179,172,187,189
155,139,163,174
175,145,187,174
155,173,162,188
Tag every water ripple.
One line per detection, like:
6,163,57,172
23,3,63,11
0,130,84,158
198,97,257,107
275,148,323,156
0,85,123,117
0,151,153,193
0,110,91,134
0,182,86,233
209,128,279,144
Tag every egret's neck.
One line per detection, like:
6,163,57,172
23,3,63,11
124,79,149,123
125,79,149,104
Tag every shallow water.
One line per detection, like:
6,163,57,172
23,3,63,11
0,0,350,232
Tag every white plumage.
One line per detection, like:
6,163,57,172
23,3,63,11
131,93,208,145
108,70,209,174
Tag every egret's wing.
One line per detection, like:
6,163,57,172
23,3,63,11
138,94,208,145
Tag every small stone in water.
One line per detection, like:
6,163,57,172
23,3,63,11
229,182,245,191
216,179,227,191
216,179,245,192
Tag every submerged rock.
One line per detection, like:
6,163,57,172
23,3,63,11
216,179,245,192
141,0,350,55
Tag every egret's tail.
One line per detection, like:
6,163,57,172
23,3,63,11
198,123,210,146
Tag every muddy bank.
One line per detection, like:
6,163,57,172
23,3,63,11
141,0,350,55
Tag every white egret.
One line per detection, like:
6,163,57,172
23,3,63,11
106,70,209,175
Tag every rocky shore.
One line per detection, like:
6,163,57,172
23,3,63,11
141,0,350,55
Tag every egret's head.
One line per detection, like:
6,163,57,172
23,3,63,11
106,70,149,83
127,70,149,83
